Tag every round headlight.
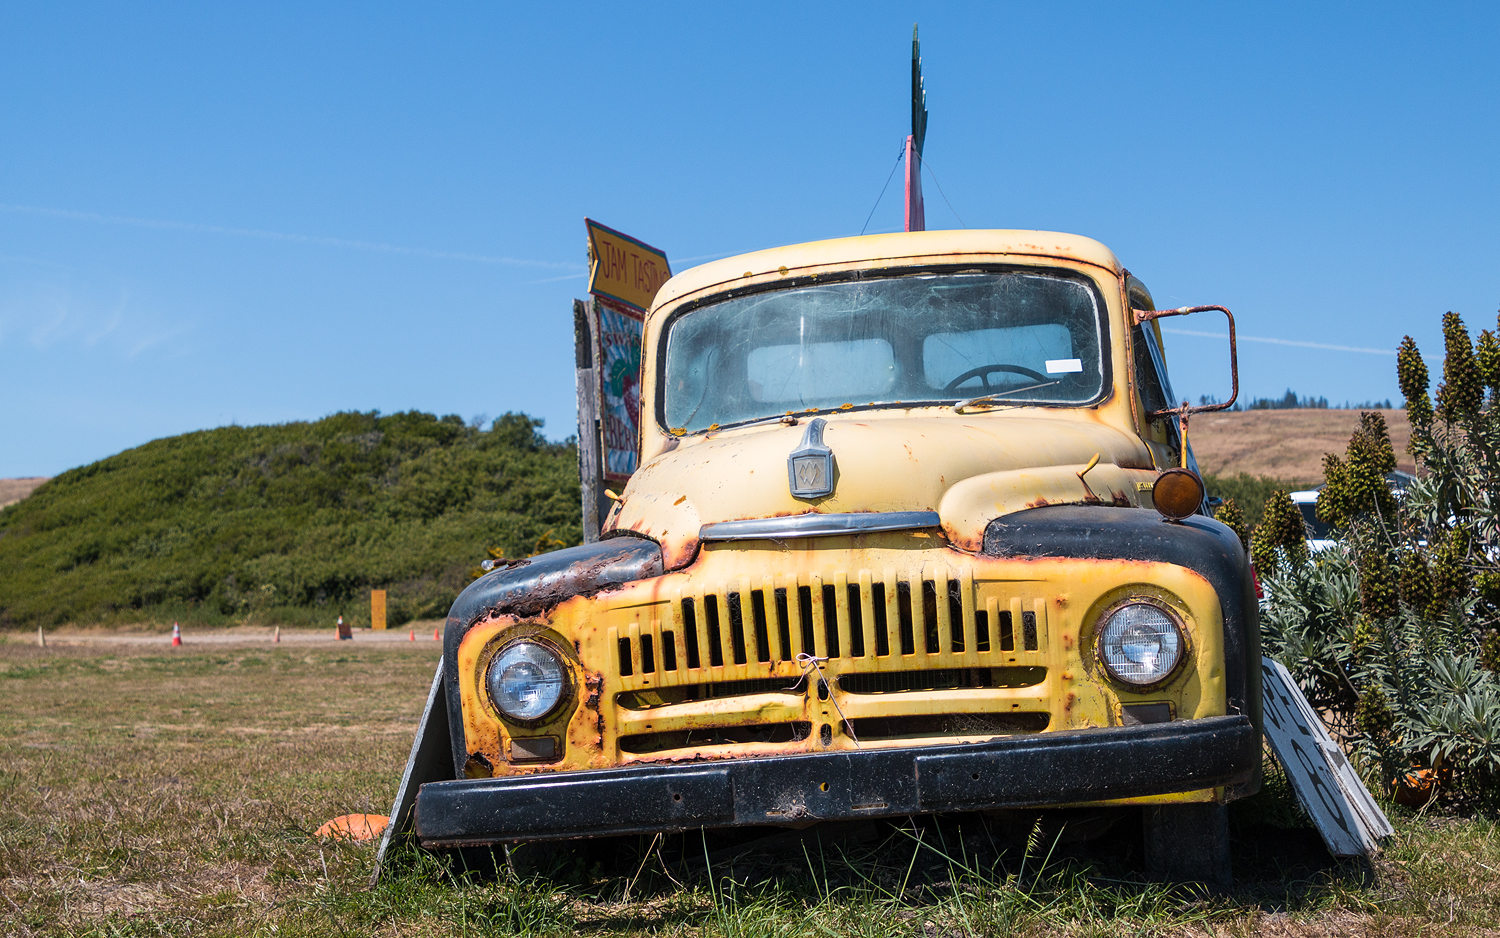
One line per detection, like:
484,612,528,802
1097,601,1184,686
486,641,568,721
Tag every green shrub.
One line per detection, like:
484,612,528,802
1258,310,1500,806
1203,472,1313,528
0,411,581,628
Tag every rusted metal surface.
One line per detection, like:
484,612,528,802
441,537,664,776
451,531,1232,812
649,230,1125,320
612,414,1162,557
445,538,663,626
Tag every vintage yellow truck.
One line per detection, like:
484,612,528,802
408,228,1260,881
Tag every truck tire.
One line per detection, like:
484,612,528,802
1142,803,1232,889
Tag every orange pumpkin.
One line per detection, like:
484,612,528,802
315,813,390,842
1392,766,1439,807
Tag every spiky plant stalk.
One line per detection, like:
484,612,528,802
1260,311,1500,807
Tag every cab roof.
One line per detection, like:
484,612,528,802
654,229,1124,311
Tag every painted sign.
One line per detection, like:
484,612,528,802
594,300,645,481
586,218,672,313
584,220,669,482
371,589,386,631
1261,657,1392,857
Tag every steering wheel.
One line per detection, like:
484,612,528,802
943,363,1050,394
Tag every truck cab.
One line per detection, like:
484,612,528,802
415,230,1261,876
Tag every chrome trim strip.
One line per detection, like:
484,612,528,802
699,511,942,541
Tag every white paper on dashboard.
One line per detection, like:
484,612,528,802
1045,358,1083,374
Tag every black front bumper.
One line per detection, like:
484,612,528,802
415,715,1257,846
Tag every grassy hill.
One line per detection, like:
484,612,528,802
0,411,580,628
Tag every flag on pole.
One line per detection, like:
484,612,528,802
904,25,928,233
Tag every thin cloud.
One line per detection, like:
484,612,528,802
1,278,191,359
0,203,582,270
1160,326,1397,356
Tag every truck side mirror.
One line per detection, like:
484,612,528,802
1131,305,1239,473
1130,305,1240,419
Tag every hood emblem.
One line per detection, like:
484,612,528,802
787,418,835,499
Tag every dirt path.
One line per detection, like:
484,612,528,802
23,622,447,647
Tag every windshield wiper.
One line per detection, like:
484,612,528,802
952,380,1060,413
720,412,807,431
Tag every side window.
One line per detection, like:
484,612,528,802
1131,323,1173,418
1126,276,1176,421
1126,276,1202,480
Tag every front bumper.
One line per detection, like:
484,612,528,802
415,715,1257,846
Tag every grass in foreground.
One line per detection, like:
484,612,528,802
2,638,1498,937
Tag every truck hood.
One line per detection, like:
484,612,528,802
606,412,1163,567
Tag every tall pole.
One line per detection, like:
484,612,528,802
904,24,928,232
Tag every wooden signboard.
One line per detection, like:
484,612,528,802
370,589,386,631
577,220,672,530
1261,657,1392,857
574,300,605,543
592,299,645,482
585,218,671,313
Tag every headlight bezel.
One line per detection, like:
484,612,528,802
1093,596,1189,691
483,635,574,726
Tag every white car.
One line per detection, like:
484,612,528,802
1290,490,1337,553
1290,471,1414,553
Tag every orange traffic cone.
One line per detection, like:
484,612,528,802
408,629,415,641
433,627,440,641
171,623,182,647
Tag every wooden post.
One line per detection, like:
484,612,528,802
574,299,605,543
371,589,387,631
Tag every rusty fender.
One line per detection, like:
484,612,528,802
983,504,1261,738
441,536,665,777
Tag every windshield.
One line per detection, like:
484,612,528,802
661,269,1107,432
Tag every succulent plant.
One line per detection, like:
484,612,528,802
1251,489,1308,576
1261,311,1500,807
1359,549,1398,621
1213,497,1250,552
1437,312,1482,421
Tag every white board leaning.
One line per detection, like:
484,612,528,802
1261,657,1393,857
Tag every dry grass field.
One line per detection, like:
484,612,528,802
0,477,49,509
1189,409,1413,482
4,637,1500,937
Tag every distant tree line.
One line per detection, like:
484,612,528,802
1198,389,1395,411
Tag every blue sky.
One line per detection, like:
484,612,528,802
3,3,1497,478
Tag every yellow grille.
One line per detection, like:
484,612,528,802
609,564,1051,687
